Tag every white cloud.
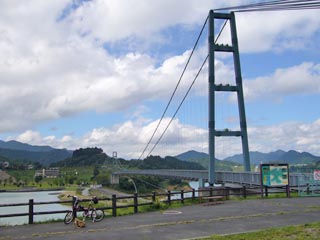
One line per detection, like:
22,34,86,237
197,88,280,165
7,117,208,159
65,0,222,43
0,1,319,161
234,10,320,53
15,130,42,143
0,21,207,132
0,1,318,133
0,0,219,133
248,119,320,156
7,117,320,161
242,62,320,102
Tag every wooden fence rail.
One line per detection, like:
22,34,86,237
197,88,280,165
0,186,289,225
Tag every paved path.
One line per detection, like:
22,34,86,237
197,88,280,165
1,197,320,240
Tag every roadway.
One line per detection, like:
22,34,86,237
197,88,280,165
1,196,320,240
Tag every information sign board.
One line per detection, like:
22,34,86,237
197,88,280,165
261,164,289,186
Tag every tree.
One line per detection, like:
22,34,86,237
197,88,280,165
93,166,100,178
35,175,43,183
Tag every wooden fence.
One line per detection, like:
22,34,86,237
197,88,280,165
0,186,290,225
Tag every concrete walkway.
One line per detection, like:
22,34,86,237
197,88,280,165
1,197,320,240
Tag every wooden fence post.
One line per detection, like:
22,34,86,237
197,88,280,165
72,196,77,219
225,187,230,200
192,188,195,201
28,199,34,224
265,186,268,197
286,185,291,198
180,190,184,204
152,191,156,202
112,194,117,217
243,186,247,199
167,191,171,205
134,193,138,214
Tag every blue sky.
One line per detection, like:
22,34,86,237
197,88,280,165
0,0,319,159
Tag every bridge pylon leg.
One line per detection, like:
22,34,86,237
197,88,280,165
208,11,251,185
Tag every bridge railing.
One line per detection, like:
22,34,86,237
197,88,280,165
216,171,261,185
216,171,307,187
113,170,306,187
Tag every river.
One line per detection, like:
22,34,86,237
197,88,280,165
0,182,202,226
0,191,70,226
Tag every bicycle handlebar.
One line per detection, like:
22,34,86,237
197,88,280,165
66,195,98,203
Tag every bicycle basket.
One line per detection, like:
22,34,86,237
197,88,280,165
93,197,99,204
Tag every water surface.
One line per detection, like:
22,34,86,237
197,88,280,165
0,191,70,226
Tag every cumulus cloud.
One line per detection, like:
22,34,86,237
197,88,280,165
234,10,320,53
65,0,220,43
7,117,320,160
243,62,320,102
0,11,207,132
248,119,320,156
7,117,209,159
65,1,320,54
0,1,319,159
0,1,319,132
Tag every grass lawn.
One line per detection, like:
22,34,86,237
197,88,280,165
198,222,320,240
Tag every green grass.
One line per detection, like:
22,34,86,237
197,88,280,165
195,222,320,240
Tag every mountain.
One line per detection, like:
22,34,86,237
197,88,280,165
223,150,285,165
224,150,320,165
175,150,236,171
176,149,320,168
0,140,54,152
0,140,72,166
176,150,209,161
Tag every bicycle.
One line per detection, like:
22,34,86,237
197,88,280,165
64,195,104,224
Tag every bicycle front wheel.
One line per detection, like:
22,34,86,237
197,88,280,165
64,210,74,224
91,209,104,222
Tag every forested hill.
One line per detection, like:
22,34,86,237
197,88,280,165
0,148,71,166
128,155,205,170
0,140,72,166
51,147,113,167
51,148,205,170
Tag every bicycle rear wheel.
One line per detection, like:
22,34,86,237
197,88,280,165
91,209,104,222
64,210,74,224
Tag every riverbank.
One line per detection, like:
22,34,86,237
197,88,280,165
0,187,64,193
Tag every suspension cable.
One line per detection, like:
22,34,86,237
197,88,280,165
138,0,320,160
145,18,229,157
146,55,208,157
214,0,320,12
137,15,209,160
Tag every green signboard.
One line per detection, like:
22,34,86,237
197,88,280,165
261,164,289,186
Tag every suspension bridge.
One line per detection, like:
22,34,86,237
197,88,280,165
112,1,320,188
111,169,305,187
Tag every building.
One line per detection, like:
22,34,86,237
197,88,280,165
35,168,60,178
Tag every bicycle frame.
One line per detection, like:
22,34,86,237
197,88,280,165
64,195,104,224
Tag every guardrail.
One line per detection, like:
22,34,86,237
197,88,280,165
0,186,292,225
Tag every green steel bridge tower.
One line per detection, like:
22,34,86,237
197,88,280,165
208,11,251,185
